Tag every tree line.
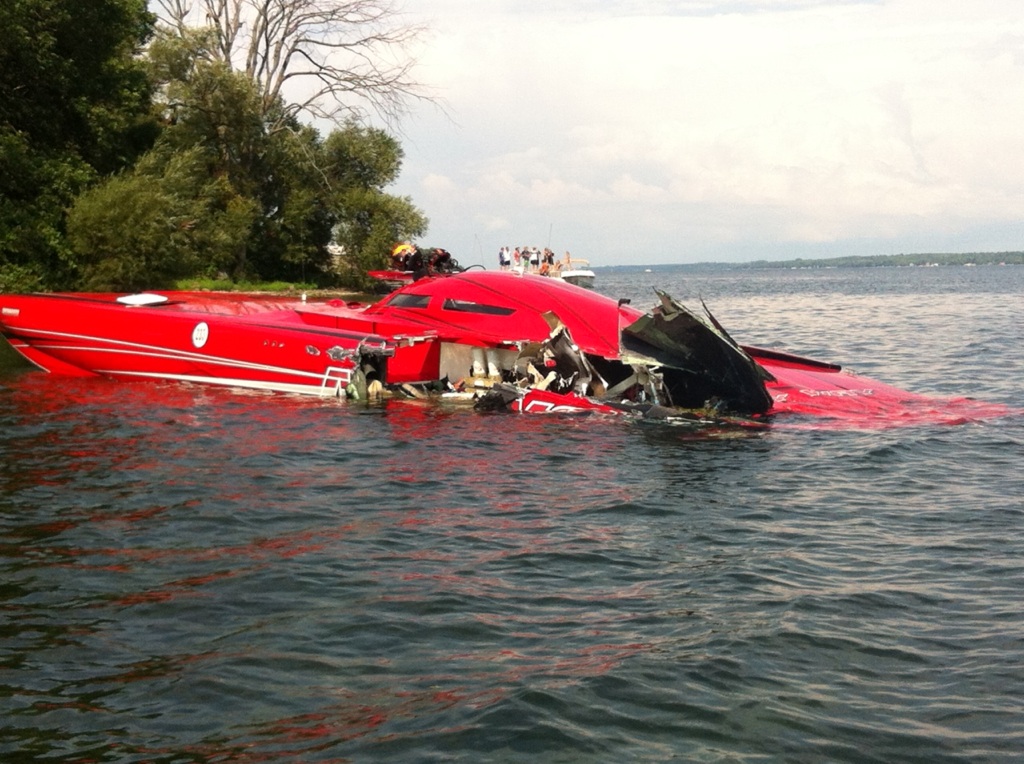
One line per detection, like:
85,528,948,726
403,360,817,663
737,252,1024,269
0,0,429,293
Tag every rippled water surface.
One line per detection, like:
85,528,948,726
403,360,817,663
2,265,1022,762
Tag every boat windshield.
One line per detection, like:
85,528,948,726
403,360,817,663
387,294,431,308
442,299,515,316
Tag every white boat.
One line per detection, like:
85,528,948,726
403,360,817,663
556,258,595,288
558,269,595,288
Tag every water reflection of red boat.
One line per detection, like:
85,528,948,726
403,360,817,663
0,270,1013,428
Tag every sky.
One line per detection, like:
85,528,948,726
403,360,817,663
376,0,1024,267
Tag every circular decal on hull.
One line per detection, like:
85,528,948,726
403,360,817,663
192,322,210,348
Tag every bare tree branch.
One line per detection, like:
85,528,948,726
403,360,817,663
153,0,431,129
154,0,192,35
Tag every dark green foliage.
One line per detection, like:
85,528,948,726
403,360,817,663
240,123,336,284
323,122,404,189
121,28,424,289
323,124,427,286
0,0,157,290
2,4,428,292
0,129,92,289
67,146,259,290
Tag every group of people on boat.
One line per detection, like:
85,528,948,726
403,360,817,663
390,243,460,276
386,241,580,282
498,246,576,276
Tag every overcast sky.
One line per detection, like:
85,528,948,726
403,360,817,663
384,0,1024,267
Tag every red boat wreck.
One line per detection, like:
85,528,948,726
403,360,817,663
0,270,1012,429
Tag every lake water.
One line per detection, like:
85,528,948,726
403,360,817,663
1,265,1022,762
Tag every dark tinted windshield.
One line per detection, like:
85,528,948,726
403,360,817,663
442,299,515,316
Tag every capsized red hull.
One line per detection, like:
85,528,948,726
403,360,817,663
1,272,1016,429
755,355,1011,429
504,363,1012,429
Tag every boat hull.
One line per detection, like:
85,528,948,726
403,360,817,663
2,273,1014,428
0,294,380,397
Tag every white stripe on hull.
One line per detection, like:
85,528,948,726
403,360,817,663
11,328,356,384
110,371,345,397
9,323,356,393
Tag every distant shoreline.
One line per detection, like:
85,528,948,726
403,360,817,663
597,252,1023,272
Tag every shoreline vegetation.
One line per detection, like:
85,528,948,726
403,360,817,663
600,251,1024,272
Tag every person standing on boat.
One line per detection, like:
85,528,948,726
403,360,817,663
392,242,415,270
499,246,511,270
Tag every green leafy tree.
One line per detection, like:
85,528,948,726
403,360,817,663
143,32,346,284
149,30,425,286
152,40,279,279
0,0,157,291
62,13,428,290
322,122,427,286
67,145,258,290
148,1,431,286
242,124,337,283
0,131,92,291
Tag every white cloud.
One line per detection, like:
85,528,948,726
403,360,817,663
389,0,1024,264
